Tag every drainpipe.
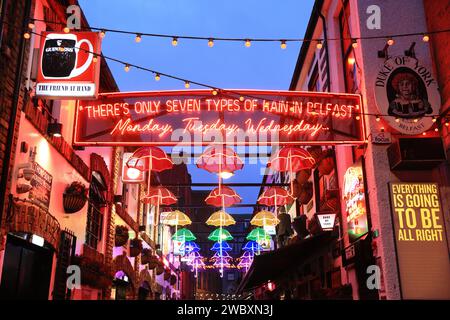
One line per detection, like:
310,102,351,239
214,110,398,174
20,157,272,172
318,10,331,92
0,0,33,226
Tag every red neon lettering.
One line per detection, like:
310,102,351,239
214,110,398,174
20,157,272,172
110,118,172,137
166,99,201,113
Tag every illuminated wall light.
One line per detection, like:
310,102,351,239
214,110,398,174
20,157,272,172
387,38,395,46
280,40,287,49
135,34,142,43
184,81,190,89
155,73,161,81
23,32,31,39
244,39,251,47
208,39,214,47
63,27,70,33
351,39,358,48
172,37,178,46
124,64,130,72
100,30,106,38
316,40,323,49
422,34,430,42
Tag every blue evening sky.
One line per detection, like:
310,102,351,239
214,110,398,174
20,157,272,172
79,0,315,213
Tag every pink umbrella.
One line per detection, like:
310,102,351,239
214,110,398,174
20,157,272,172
205,186,242,207
196,146,243,175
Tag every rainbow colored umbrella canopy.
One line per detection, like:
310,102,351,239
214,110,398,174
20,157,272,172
172,228,196,242
180,241,200,254
242,241,262,252
208,228,233,241
250,210,280,227
246,228,271,242
211,241,232,251
206,210,236,227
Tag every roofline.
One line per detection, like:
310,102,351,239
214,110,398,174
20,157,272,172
289,0,325,91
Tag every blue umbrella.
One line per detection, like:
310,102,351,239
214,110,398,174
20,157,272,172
242,241,261,252
210,241,232,251
181,241,200,254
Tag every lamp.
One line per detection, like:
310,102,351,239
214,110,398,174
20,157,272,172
47,121,62,137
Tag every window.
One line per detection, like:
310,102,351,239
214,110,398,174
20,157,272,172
85,174,106,249
339,0,359,93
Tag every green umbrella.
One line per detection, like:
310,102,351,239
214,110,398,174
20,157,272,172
208,228,233,241
246,227,271,242
172,228,196,242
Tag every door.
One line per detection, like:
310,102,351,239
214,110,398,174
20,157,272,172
0,234,53,299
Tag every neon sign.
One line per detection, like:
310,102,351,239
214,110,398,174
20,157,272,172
74,90,365,146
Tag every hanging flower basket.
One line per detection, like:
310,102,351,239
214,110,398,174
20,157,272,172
129,238,143,257
140,248,153,265
63,181,87,214
114,225,129,247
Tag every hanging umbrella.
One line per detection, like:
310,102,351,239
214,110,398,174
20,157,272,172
196,146,244,174
206,210,236,227
242,241,262,252
268,147,316,197
208,228,233,241
247,227,271,242
172,228,196,242
239,251,254,259
211,241,232,251
268,146,315,172
257,187,294,206
141,186,177,205
126,146,173,172
250,210,280,227
211,251,233,261
180,241,200,255
162,210,191,226
205,186,242,207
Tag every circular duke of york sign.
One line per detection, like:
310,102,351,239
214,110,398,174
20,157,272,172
374,56,440,135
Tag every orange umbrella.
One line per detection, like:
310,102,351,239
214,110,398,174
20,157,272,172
141,186,177,205
126,146,173,172
205,186,242,207
257,187,294,206
196,146,243,175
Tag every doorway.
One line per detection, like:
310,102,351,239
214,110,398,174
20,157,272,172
0,233,54,299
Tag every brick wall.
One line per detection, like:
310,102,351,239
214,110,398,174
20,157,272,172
0,0,32,225
423,0,450,150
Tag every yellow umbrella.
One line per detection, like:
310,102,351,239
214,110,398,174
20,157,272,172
250,210,280,227
162,210,192,226
206,210,236,227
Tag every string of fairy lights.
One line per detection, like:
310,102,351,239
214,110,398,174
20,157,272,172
11,18,450,132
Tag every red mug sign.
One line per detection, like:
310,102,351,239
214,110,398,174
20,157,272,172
36,32,101,99
73,90,365,146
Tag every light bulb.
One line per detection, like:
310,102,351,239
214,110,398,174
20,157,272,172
348,57,355,65
135,34,142,43
124,64,130,72
100,30,106,38
280,40,287,49
422,132,426,136
316,41,323,49
422,34,429,42
376,116,380,122
126,167,141,180
208,39,214,47
245,39,251,47
93,55,98,63
413,118,418,123
63,27,70,33
28,22,35,29
172,37,178,46
23,32,31,39
387,38,394,46
184,81,190,88
355,115,360,120
212,89,218,96
395,117,400,123
155,73,160,81
432,117,437,123
219,171,234,179
239,96,245,102
352,39,358,48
